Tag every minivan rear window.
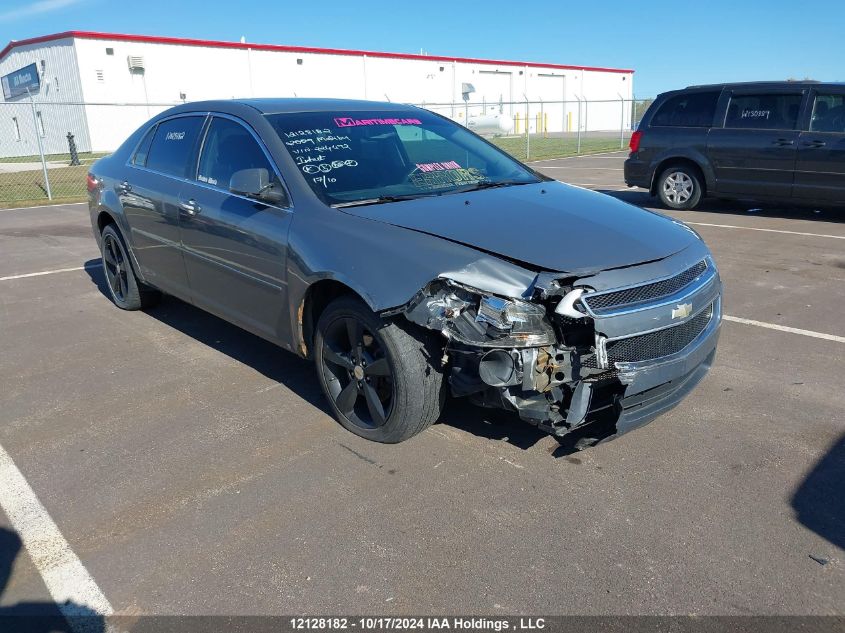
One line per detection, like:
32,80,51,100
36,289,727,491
724,93,803,130
651,92,720,128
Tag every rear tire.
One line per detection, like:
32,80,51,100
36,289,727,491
314,295,445,443
657,165,703,210
100,224,160,310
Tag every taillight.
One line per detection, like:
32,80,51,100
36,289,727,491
86,173,98,193
628,130,643,154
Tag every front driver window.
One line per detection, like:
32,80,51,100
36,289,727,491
197,117,286,204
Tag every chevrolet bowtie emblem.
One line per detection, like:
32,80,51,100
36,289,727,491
672,302,693,319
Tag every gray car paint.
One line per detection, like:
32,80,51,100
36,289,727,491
88,97,721,442
339,182,698,274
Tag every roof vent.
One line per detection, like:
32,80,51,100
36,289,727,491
127,55,145,72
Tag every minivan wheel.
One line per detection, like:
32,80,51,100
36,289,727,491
657,166,703,210
314,296,445,443
100,224,160,310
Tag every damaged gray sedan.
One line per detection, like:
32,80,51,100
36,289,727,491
88,98,721,446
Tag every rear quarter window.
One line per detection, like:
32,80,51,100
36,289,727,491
130,125,156,167
651,92,720,128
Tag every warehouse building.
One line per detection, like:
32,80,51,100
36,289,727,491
0,30,634,158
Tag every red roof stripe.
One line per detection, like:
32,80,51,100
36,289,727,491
0,30,634,74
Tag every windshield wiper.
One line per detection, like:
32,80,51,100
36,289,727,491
331,194,428,208
331,180,535,208
449,180,534,194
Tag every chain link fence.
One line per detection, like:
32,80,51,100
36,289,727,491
0,98,653,207
0,100,179,207
416,97,649,163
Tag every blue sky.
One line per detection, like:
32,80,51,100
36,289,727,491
1,0,843,97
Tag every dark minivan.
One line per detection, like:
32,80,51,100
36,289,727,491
625,82,845,209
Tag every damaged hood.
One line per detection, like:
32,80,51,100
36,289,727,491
340,182,700,273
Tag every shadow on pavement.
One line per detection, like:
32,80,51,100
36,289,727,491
596,189,845,225
0,527,105,632
791,432,845,552
84,260,582,457
83,259,327,414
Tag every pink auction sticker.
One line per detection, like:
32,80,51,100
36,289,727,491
334,117,422,127
416,161,461,172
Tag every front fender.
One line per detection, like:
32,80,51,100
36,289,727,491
285,208,539,356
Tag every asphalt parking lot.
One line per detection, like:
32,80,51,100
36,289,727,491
0,151,843,618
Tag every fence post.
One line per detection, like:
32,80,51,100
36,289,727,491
539,99,544,139
27,88,52,200
618,93,625,149
525,97,530,160
575,96,582,154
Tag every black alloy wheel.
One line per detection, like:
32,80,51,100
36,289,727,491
102,231,130,302
319,315,395,429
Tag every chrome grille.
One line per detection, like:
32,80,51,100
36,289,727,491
583,260,708,314
606,303,714,364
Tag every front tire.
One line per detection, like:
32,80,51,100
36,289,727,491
657,166,703,210
314,296,445,443
100,224,160,310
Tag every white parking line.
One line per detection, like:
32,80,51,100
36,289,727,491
527,150,628,164
541,166,625,171
0,442,113,621
724,315,845,344
686,222,845,241
0,263,101,282
0,202,87,212
563,183,630,190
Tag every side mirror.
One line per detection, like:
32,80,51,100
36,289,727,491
229,168,285,205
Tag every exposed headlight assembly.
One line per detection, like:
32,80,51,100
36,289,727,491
404,279,557,348
460,291,555,347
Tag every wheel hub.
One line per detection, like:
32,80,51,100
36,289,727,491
352,365,365,380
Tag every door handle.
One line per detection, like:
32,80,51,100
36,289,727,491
802,140,826,148
773,139,795,146
179,199,201,215
117,181,132,194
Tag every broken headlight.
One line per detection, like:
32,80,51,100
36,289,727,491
404,279,557,348
452,288,555,347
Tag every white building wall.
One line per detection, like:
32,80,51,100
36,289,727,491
2,34,635,153
0,37,90,158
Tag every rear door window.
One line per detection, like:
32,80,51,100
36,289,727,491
724,93,803,130
651,92,720,127
145,116,205,178
810,93,845,133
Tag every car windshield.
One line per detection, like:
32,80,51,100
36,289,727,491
265,109,541,206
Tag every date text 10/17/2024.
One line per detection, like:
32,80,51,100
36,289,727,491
290,618,547,631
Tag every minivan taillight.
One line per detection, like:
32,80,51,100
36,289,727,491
629,130,643,154
86,173,98,193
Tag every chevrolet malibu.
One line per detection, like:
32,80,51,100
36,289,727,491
88,99,722,446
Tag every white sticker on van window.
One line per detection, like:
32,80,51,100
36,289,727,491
741,109,771,120
165,131,186,140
